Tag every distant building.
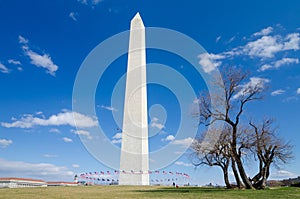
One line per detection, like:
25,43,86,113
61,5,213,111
47,181,78,186
267,176,300,187
281,176,300,186
0,178,47,188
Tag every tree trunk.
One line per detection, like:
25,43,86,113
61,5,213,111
234,154,254,189
222,167,232,189
232,125,254,189
231,157,243,188
260,167,267,189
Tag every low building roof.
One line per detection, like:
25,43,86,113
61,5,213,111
0,177,45,183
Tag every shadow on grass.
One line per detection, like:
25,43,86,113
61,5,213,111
136,187,229,194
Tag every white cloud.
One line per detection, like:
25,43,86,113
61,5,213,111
161,135,175,142
271,89,285,96
151,117,159,122
49,128,60,133
112,132,122,139
78,0,88,5
35,111,44,116
99,105,118,112
275,58,299,67
174,161,193,167
151,122,164,130
0,63,10,73
283,33,300,50
18,35,28,44
198,53,225,73
72,164,80,168
171,137,194,147
253,27,273,37
228,36,236,43
78,0,103,5
259,64,272,71
8,59,21,65
283,96,298,103
18,35,59,76
92,0,103,5
111,133,122,144
69,12,78,21
297,88,300,94
1,110,98,129
62,137,73,143
111,139,122,144
43,154,58,158
259,57,299,71
233,77,270,99
243,32,300,59
0,139,13,148
25,50,58,76
218,28,300,61
71,129,92,140
150,117,165,130
244,35,283,58
193,98,199,104
270,170,298,179
0,158,74,181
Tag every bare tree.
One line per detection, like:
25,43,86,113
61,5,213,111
249,119,293,189
194,67,268,189
191,126,232,189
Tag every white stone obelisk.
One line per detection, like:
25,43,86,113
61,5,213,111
119,13,149,185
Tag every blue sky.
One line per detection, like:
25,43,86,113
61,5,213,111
0,0,300,185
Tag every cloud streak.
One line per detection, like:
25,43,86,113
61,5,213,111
62,137,73,143
0,158,74,181
233,77,270,99
18,35,59,76
270,170,298,179
0,139,13,148
198,53,225,73
198,27,300,73
161,135,175,142
1,110,98,129
71,129,92,140
99,105,118,112
0,63,10,73
150,117,165,130
8,59,21,65
259,58,299,72
69,12,78,21
171,137,194,147
253,27,273,37
175,161,193,167
271,89,285,96
111,132,122,144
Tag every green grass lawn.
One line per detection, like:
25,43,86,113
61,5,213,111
0,186,299,199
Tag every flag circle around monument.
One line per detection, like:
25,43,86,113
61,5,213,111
72,27,225,170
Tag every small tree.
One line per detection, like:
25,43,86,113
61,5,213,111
249,119,293,189
192,126,232,189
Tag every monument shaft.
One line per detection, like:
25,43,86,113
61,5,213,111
119,13,149,185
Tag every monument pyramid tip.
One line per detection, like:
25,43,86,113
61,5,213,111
135,12,141,17
131,12,144,27
132,12,142,20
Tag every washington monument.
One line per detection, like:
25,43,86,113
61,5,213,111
119,13,149,185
